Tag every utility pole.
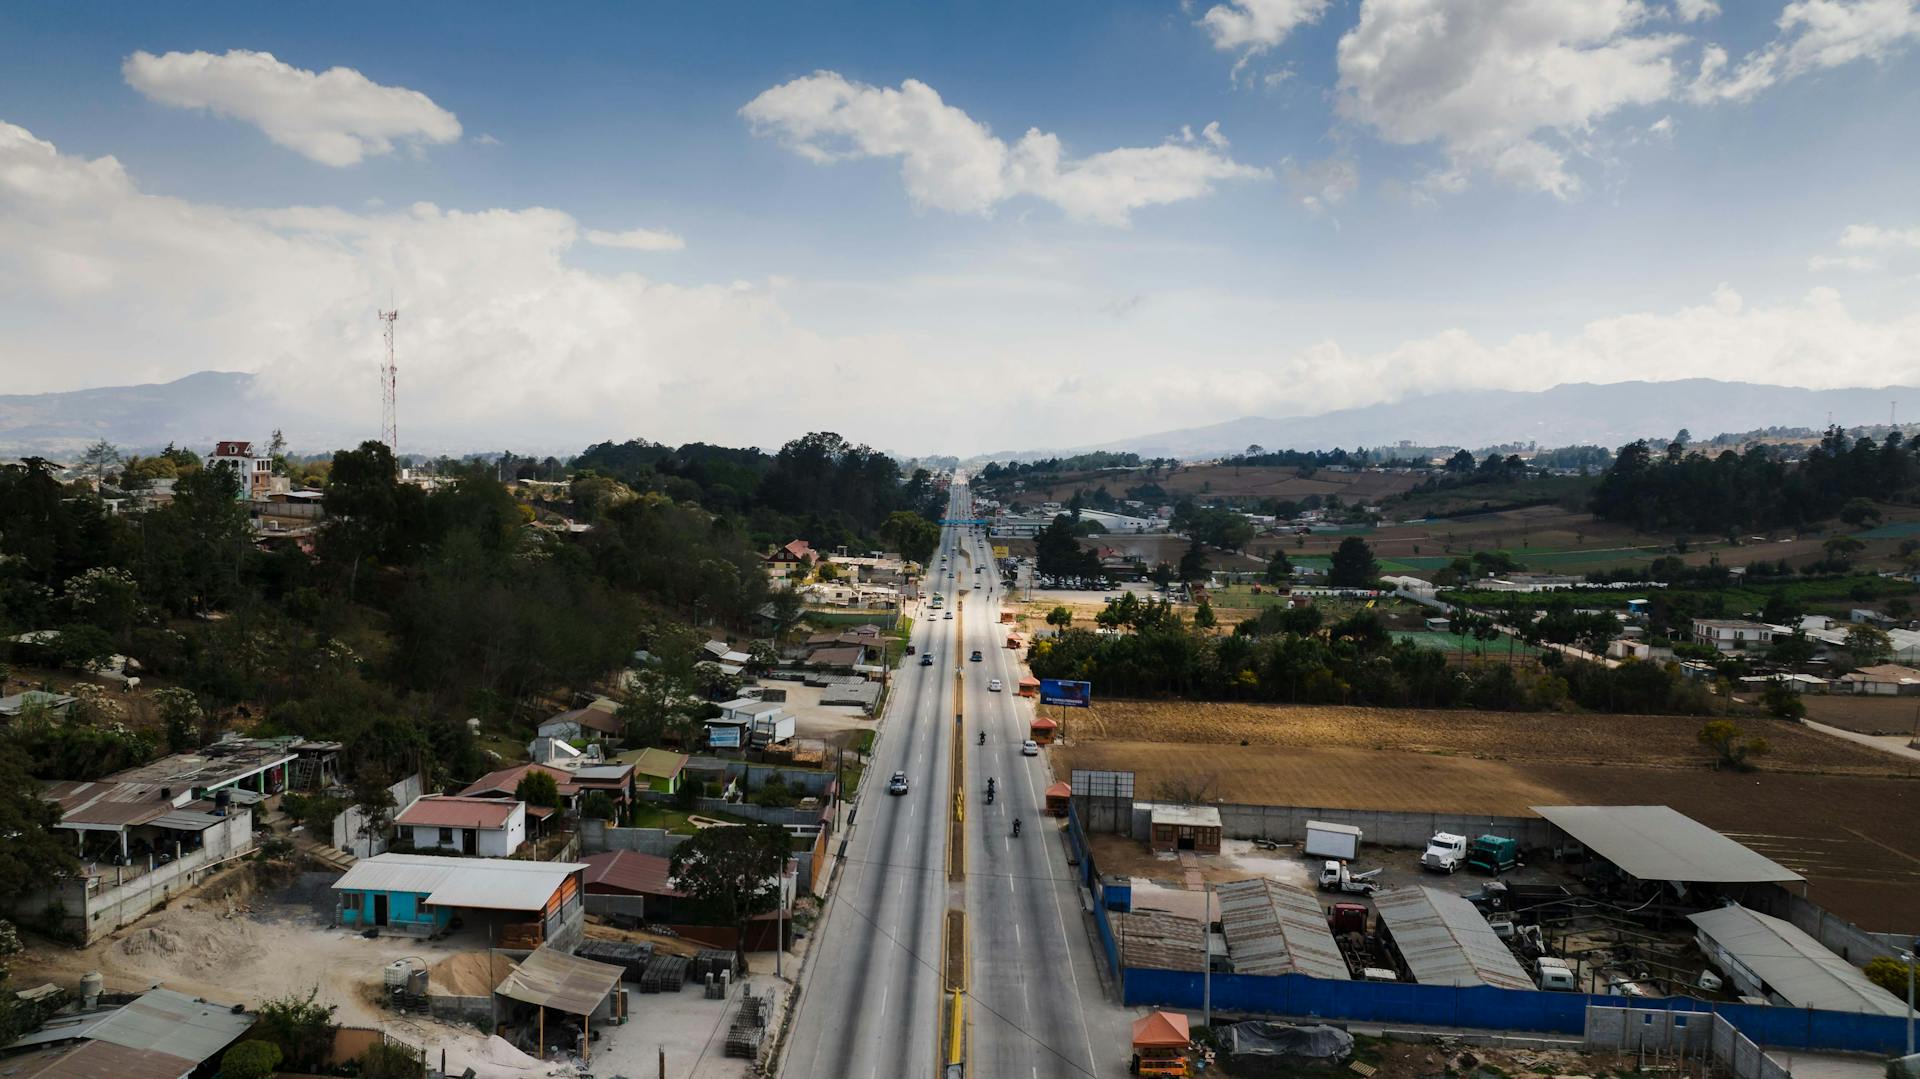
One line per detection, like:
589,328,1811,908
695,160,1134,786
377,309,399,458
1203,880,1213,1031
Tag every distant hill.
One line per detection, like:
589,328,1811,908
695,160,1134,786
1068,380,1920,459
0,372,269,460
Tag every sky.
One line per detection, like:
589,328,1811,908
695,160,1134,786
2,1,1920,457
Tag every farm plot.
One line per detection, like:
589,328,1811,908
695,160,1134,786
1802,694,1920,736
1065,699,1905,776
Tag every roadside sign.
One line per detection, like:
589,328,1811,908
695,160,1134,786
1038,679,1092,707
991,545,1009,558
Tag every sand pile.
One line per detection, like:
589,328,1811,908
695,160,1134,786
115,915,262,975
428,952,517,998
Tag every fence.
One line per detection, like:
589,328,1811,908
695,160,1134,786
580,820,688,857
1066,801,1119,980
1585,1007,1791,1079
1128,802,1556,850
332,773,424,857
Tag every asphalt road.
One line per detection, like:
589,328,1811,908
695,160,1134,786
780,488,966,1079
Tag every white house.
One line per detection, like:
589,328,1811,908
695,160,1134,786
207,441,279,501
1690,618,1775,653
394,795,527,857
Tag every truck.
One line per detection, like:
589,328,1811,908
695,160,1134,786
1317,861,1381,895
1535,956,1577,992
1303,820,1362,861
1465,834,1520,875
1420,832,1468,874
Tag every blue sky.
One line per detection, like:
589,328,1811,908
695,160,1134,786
2,1,1918,455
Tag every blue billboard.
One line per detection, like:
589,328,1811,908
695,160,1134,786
707,723,742,749
1039,679,1092,708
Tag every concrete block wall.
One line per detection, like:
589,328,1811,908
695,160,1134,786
584,894,647,919
682,758,838,795
32,809,260,944
580,819,688,857
1127,801,1555,850
1583,1005,1711,1054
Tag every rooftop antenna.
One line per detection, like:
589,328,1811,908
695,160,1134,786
378,309,399,458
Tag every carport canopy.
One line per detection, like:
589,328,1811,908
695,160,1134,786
494,944,623,1016
1531,805,1802,884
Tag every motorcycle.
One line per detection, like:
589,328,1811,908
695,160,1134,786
1012,818,1022,837
978,732,986,745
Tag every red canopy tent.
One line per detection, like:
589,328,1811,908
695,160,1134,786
1044,780,1071,817
1131,1010,1190,1048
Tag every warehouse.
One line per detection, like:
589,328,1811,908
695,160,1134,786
1373,886,1533,990
1530,804,1803,898
1216,878,1349,979
1689,904,1907,1016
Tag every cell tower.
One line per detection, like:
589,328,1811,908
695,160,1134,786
377,309,399,456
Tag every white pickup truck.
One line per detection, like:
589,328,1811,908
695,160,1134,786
1420,832,1468,874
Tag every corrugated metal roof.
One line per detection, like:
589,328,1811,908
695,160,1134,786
8,1038,195,1079
394,796,520,829
1374,886,1532,990
1112,910,1206,972
1690,905,1906,1016
493,945,623,1015
1531,805,1803,884
1149,805,1222,829
85,988,254,1064
147,810,226,832
1217,878,1350,980
582,850,681,897
332,853,585,912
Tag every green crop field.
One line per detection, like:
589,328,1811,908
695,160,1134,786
1392,630,1542,656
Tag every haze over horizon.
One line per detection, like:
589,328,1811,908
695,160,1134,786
5,2,1920,456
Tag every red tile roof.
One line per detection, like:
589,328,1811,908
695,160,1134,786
581,850,682,897
459,763,573,799
395,795,520,829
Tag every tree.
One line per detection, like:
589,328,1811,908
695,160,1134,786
1193,598,1217,631
1045,606,1073,630
669,822,791,966
79,439,121,485
350,770,398,859
1148,562,1175,591
253,988,335,1072
1327,536,1380,588
1768,630,1817,667
1839,497,1882,527
221,1041,282,1079
879,510,940,565
579,790,617,822
516,769,561,809
1845,624,1893,665
150,687,206,754
1263,551,1291,585
358,1042,425,1079
1822,535,1865,567
1863,956,1912,997
1177,540,1210,584
1698,720,1771,771
0,744,75,899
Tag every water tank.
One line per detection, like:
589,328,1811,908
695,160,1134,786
80,971,104,1008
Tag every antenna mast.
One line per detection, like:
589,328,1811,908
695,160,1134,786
378,309,399,457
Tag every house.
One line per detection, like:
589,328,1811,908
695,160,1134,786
1737,673,1829,695
394,795,527,857
462,760,636,817
527,736,584,765
332,852,588,949
205,441,278,500
0,689,78,718
1608,638,1674,662
764,539,815,579
1149,804,1222,854
1837,663,1920,695
536,698,623,743
1691,618,1775,653
803,644,870,669
0,987,256,1079
581,849,686,920
615,747,690,795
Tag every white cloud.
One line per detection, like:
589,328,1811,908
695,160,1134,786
1335,0,1685,198
1808,254,1881,271
1198,0,1331,54
1840,223,1920,249
1689,0,1920,102
1282,155,1358,214
584,227,687,252
122,49,461,166
1673,0,1721,22
739,71,1266,226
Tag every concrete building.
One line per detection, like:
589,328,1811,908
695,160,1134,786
394,794,527,857
206,440,279,501
1691,618,1775,653
1836,663,1920,695
332,852,588,950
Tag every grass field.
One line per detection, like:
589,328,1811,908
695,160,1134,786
1391,630,1543,657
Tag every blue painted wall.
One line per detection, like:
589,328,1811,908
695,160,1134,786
338,888,446,929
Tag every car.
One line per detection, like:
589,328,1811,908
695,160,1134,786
920,654,934,666
888,771,909,795
970,650,983,661
988,678,1003,692
944,611,953,620
1021,740,1040,756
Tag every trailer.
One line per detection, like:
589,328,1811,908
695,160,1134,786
1303,821,1361,861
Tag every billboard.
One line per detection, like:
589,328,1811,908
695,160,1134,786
991,545,1009,559
707,723,742,749
1038,679,1092,708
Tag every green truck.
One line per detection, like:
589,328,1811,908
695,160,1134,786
1466,834,1520,875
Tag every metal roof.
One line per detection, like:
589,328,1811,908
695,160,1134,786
84,988,254,1064
147,810,226,832
394,796,521,829
7,1038,196,1079
1216,878,1350,980
1373,886,1533,990
1112,910,1206,972
1690,905,1906,1016
1531,805,1803,884
493,945,623,1016
332,853,585,912
1149,805,1222,829
582,850,681,897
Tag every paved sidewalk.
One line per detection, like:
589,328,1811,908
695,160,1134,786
1802,718,1920,763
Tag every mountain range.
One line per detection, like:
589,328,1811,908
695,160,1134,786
1063,379,1918,460
2,372,1915,463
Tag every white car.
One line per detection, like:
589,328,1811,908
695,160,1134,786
1021,740,1040,756
988,678,1003,692
944,611,953,619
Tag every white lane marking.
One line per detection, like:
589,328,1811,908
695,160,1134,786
1014,922,1021,945
880,985,889,1018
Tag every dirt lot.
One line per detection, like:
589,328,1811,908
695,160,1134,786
1803,693,1920,736
1054,740,1920,928
1007,464,1423,505
1068,699,1909,777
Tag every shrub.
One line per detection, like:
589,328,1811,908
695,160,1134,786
358,1041,425,1079
222,1040,282,1079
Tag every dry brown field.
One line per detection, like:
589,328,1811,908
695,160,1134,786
1068,699,1905,776
1012,463,1423,505
1802,694,1920,736
1053,740,1920,927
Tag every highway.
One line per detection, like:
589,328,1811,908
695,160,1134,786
781,478,1109,1079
